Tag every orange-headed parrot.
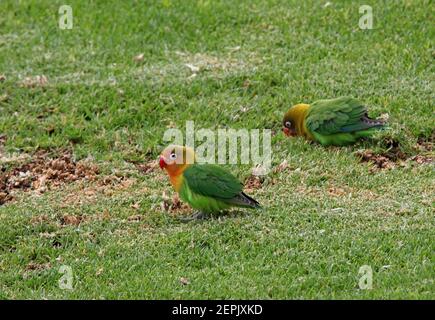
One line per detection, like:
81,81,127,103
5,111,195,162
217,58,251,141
159,145,260,219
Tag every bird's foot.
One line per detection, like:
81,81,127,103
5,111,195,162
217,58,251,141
179,211,208,222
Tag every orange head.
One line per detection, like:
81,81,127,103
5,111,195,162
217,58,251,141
159,145,195,177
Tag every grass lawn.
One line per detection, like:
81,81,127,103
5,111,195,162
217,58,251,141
0,0,434,299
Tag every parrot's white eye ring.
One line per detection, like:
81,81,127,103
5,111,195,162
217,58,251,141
285,121,291,128
169,152,177,160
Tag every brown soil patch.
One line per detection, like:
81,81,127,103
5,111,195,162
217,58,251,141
135,159,159,174
60,214,84,226
25,261,51,272
0,151,99,205
356,150,398,170
327,186,347,197
161,192,191,214
274,160,291,173
244,175,263,192
408,155,433,164
356,137,433,170
127,214,143,222
415,132,434,152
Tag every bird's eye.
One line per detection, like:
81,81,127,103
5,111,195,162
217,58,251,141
169,152,177,160
285,121,291,128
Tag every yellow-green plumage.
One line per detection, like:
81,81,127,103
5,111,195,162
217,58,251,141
283,97,386,146
160,145,260,215
179,164,260,213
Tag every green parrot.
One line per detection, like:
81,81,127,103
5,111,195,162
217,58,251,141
282,96,387,146
159,145,260,219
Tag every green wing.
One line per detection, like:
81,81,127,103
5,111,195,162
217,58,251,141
182,164,243,200
305,97,378,135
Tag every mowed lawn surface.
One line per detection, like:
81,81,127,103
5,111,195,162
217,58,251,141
0,0,434,299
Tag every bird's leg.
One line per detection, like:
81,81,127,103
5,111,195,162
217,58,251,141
179,211,207,222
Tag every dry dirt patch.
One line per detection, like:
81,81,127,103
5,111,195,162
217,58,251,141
25,261,51,272
161,192,191,214
415,132,434,153
135,160,159,174
0,151,99,205
356,137,433,170
244,175,263,192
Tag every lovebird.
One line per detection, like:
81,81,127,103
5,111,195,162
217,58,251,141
282,96,386,146
159,145,260,219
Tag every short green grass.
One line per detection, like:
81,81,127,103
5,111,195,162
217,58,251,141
0,0,434,299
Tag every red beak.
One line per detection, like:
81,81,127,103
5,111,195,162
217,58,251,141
282,127,297,137
282,127,290,137
159,157,166,169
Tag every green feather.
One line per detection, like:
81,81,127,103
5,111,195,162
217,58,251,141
179,164,260,213
305,96,385,146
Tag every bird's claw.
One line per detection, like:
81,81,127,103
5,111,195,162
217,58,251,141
179,211,207,222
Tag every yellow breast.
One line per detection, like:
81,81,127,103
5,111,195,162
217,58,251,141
169,174,184,192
